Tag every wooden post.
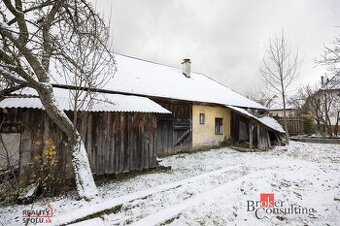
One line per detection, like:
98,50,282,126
266,130,271,149
249,122,253,150
257,124,261,150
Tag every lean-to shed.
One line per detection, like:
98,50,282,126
228,106,285,151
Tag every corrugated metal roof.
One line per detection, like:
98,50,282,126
1,88,171,114
50,54,267,110
227,105,285,133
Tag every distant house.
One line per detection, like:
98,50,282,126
305,75,340,135
319,75,340,132
0,54,285,181
268,100,298,118
269,107,298,118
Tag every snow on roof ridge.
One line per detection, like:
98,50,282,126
2,87,171,114
115,52,206,76
114,53,266,109
116,53,247,97
48,53,266,109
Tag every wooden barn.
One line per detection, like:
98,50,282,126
0,87,170,184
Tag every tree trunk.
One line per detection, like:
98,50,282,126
0,133,18,185
282,98,290,144
316,119,321,133
325,110,333,137
280,78,290,144
37,84,98,199
334,111,340,136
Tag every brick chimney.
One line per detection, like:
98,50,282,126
181,59,191,78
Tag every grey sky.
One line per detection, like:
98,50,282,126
94,0,340,96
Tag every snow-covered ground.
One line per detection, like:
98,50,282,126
0,141,339,226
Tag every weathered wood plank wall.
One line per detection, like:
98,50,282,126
1,109,158,184
156,118,173,156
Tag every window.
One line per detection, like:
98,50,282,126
215,118,223,135
199,113,205,124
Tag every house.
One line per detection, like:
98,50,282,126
268,107,298,118
320,75,340,133
0,54,286,183
306,75,340,135
52,54,285,153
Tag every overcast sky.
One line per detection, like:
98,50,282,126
94,0,339,96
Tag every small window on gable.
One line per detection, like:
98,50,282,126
199,113,205,124
215,118,223,135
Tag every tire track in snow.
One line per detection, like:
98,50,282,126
111,166,248,225
63,156,317,225
127,158,329,226
55,165,241,225
128,170,272,226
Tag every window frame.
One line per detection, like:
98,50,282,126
215,117,223,135
199,113,205,125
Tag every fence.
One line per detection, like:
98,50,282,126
276,116,304,136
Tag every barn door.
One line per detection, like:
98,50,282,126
156,118,174,156
173,119,192,152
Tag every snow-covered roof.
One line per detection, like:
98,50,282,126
227,105,258,120
0,87,171,114
258,116,285,133
227,105,285,133
51,54,266,110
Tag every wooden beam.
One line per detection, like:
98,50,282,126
249,122,253,149
257,123,261,150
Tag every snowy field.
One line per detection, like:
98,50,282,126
0,141,339,226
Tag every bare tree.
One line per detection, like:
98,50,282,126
245,84,277,109
0,115,18,185
53,14,116,127
260,30,301,144
316,35,340,77
291,80,340,136
315,34,340,136
0,0,115,199
328,91,340,136
292,84,323,132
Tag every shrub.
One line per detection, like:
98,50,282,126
302,114,316,135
